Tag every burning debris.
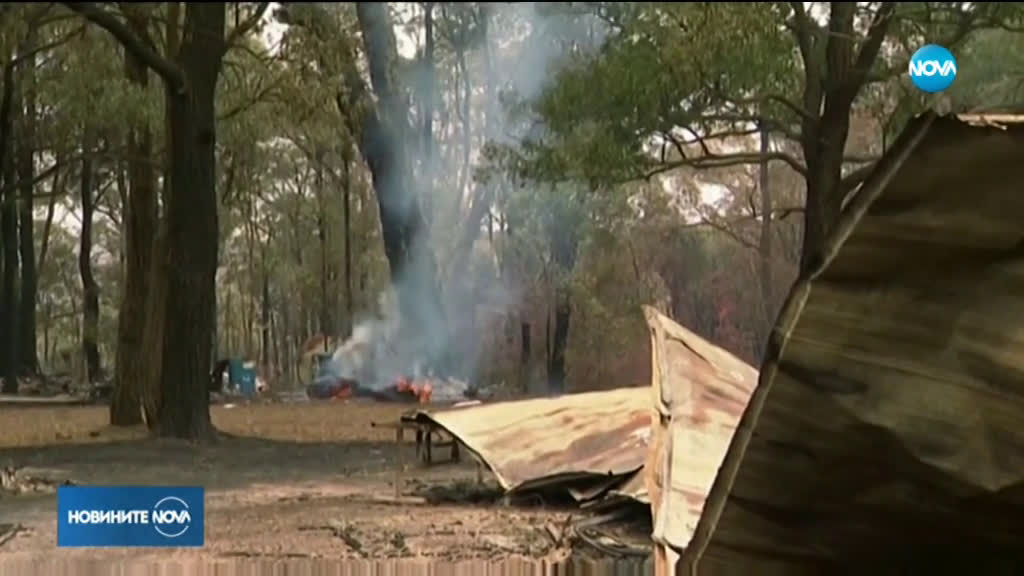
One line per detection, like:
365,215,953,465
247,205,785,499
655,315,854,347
306,291,478,404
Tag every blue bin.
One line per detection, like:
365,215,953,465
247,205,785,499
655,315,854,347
229,359,258,397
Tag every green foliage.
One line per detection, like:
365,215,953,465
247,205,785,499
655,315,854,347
513,2,797,186
17,0,1024,393
948,28,1024,110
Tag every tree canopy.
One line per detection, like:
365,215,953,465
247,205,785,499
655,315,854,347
1,2,1022,437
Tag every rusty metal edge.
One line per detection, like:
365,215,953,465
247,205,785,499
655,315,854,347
675,111,940,576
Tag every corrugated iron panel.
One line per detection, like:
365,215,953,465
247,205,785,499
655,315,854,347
609,469,648,503
643,307,758,574
684,112,1024,574
416,387,652,493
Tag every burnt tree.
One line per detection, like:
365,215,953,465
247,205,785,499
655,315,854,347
17,59,38,375
0,57,19,393
281,3,444,352
545,195,580,394
340,3,446,371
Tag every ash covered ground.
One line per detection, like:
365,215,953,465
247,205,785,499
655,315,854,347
0,401,652,570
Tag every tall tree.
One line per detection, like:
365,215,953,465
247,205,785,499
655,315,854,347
516,2,1022,275
17,48,38,375
0,53,19,393
545,199,579,394
757,120,773,347
111,3,158,426
341,147,353,339
78,132,101,382
66,2,268,439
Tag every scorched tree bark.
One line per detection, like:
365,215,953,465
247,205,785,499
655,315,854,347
0,57,19,393
17,60,38,376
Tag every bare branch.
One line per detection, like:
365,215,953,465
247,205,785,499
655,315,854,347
62,2,185,91
788,2,815,68
6,163,63,199
640,150,808,182
690,215,759,250
225,2,270,50
846,2,897,96
683,206,805,251
724,92,818,124
838,162,876,206
217,73,286,122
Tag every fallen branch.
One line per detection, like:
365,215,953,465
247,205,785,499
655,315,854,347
575,527,650,558
0,524,24,548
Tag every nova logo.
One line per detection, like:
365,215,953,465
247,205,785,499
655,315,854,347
57,486,204,547
152,510,190,523
908,44,957,93
152,496,192,538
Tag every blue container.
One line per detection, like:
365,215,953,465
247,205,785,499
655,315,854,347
229,359,257,397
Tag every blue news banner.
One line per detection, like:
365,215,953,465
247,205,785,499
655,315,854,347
57,486,205,547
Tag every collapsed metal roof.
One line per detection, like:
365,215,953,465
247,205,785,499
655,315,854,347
643,306,759,574
680,112,1024,574
416,386,652,494
415,307,758,561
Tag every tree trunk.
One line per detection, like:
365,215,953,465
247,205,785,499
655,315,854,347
545,202,579,394
758,121,773,354
37,156,60,274
420,1,435,226
245,195,255,356
157,2,226,440
116,159,128,272
17,66,38,375
281,299,291,383
519,320,531,392
547,299,570,394
42,300,50,368
341,149,353,338
79,134,101,383
140,228,167,428
447,5,495,288
112,26,158,426
316,165,331,339
353,3,447,374
456,47,471,202
261,249,270,371
0,59,17,393
794,2,895,273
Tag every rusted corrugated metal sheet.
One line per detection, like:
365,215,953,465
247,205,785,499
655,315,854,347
643,307,759,574
682,112,1024,575
416,386,652,493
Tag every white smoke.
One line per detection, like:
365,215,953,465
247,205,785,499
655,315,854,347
320,3,610,392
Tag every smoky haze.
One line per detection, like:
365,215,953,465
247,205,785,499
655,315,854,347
318,2,609,393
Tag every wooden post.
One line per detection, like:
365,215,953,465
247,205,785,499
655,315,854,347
394,424,402,499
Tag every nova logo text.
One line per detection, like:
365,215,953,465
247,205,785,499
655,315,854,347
908,44,957,93
57,486,204,547
151,496,192,538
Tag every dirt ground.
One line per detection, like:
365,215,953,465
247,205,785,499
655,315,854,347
0,399,653,574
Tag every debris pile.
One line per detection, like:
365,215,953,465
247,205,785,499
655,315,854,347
0,465,76,496
0,373,108,404
307,371,477,405
407,307,759,560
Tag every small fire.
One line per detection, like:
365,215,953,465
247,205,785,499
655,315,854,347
396,377,433,404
